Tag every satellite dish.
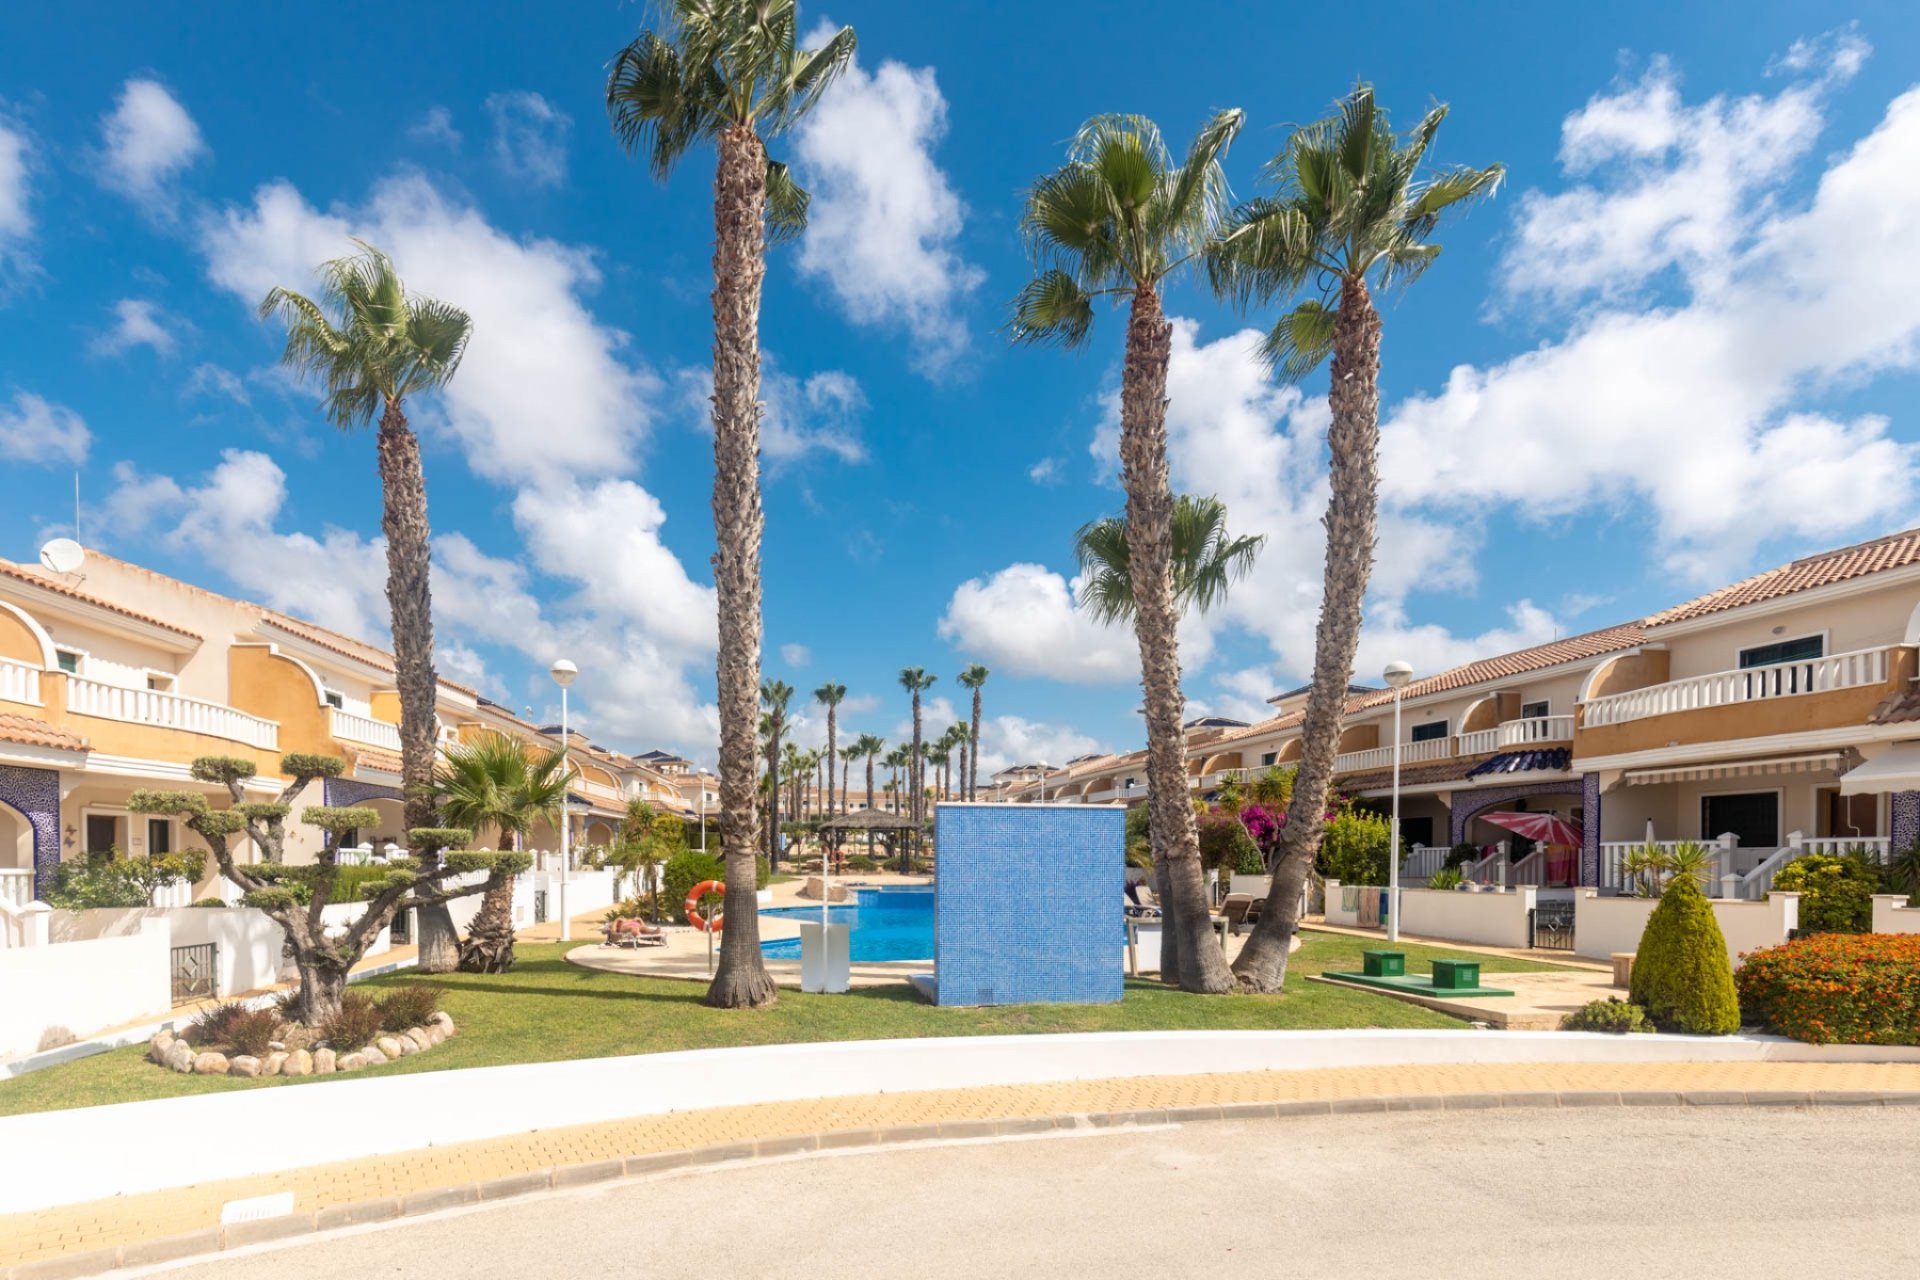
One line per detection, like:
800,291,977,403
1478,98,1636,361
39,538,84,575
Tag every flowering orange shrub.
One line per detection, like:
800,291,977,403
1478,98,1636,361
1735,933,1920,1045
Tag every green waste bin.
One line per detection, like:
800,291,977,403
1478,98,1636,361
1362,950,1405,978
1431,959,1480,991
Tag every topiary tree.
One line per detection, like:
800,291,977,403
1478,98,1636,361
132,753,527,1023
1627,873,1740,1035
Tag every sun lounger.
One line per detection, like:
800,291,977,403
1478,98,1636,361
1221,893,1267,935
604,918,666,948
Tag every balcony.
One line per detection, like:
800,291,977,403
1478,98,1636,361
1334,735,1454,774
65,676,280,750
0,657,42,706
1457,714,1575,756
1581,645,1902,728
328,706,401,751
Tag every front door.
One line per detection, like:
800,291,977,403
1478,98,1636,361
1701,792,1779,850
1818,788,1880,839
84,814,121,858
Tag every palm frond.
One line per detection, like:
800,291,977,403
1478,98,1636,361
606,28,714,179
1259,299,1338,383
1161,107,1243,243
765,23,857,135
764,159,809,244
1008,270,1098,348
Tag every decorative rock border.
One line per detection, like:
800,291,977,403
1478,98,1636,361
147,1012,456,1078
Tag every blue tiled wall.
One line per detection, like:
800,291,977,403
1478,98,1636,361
932,804,1123,1006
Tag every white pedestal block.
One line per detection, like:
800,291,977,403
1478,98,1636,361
800,922,851,994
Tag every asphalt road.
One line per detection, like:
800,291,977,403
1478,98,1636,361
168,1108,1920,1279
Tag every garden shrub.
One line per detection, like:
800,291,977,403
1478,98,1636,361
321,991,387,1049
190,896,228,908
1317,802,1392,887
187,1001,250,1047
1771,851,1882,933
605,897,655,923
1735,933,1920,1045
662,850,725,923
1445,843,1481,870
1426,866,1464,890
43,850,207,909
845,854,879,873
378,984,442,1032
1560,998,1653,1034
247,862,410,906
1628,874,1741,1035
1197,809,1261,874
756,853,772,890
224,1007,281,1057
271,988,304,1022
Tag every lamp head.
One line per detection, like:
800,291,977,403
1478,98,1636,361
1383,660,1414,690
550,658,578,688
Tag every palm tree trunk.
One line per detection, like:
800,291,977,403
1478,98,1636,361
376,400,457,973
765,722,781,875
970,689,983,800
1234,277,1381,993
706,123,776,1009
1118,284,1231,994
460,826,517,973
826,710,837,817
905,694,922,873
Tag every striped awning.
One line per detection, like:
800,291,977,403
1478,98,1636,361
1622,751,1848,786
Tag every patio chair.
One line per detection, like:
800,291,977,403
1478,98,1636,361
1221,893,1267,935
1124,882,1161,918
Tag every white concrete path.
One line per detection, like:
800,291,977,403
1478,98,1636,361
4,1028,1917,1215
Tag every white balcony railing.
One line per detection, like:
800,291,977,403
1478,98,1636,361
1334,735,1454,774
65,676,280,750
0,657,42,706
1582,645,1900,729
1457,714,1575,756
328,706,401,751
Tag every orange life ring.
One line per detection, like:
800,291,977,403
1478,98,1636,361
685,879,725,932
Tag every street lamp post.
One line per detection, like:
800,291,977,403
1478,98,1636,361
1384,660,1414,943
551,658,578,942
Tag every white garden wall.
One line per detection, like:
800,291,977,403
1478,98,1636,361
0,921,171,1062
1574,891,1800,967
52,907,291,996
1396,886,1537,949
1872,894,1920,934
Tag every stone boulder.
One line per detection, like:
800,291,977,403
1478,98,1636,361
148,1030,176,1064
404,1028,432,1053
282,1049,313,1077
337,1052,366,1071
425,1026,445,1046
167,1043,195,1073
375,1036,403,1060
228,1056,261,1078
428,1011,455,1036
361,1045,387,1066
262,1052,288,1077
312,1048,336,1075
192,1052,230,1075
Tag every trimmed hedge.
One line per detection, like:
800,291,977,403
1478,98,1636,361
1627,873,1740,1035
1736,933,1920,1045
1561,998,1653,1034
1771,851,1882,933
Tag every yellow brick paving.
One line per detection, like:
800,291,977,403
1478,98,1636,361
6,1059,1920,1267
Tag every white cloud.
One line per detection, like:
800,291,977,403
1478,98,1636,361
1769,25,1871,83
676,361,867,464
200,174,661,486
409,106,462,149
1028,457,1063,485
780,643,811,667
97,79,207,209
484,92,570,188
185,363,249,406
91,299,177,357
973,715,1108,778
0,392,90,465
793,41,982,374
0,114,30,267
939,564,1137,684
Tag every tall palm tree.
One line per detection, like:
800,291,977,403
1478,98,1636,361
855,734,885,812
897,668,936,872
1009,109,1244,993
260,243,472,973
761,680,793,873
1074,494,1266,622
813,682,847,815
1213,85,1501,992
607,2,857,1010
957,664,990,800
434,731,569,973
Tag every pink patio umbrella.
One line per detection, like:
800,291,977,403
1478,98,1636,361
1475,811,1583,885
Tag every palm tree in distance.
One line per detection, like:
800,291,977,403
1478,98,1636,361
1074,494,1266,623
607,1,857,1010
1213,84,1501,992
761,680,793,875
957,664,989,799
813,682,847,816
434,732,569,973
897,668,936,872
260,242,472,974
1009,108,1244,992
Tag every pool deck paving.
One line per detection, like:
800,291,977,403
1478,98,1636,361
7,1057,1920,1276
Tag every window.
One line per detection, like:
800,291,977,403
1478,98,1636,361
84,814,121,856
146,673,175,692
1411,721,1449,743
1260,751,1278,767
1520,700,1549,720
1400,817,1434,849
1702,792,1779,850
55,649,81,675
1739,635,1823,669
323,689,345,709
146,819,172,855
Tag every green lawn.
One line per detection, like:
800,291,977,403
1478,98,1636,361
0,930,1567,1117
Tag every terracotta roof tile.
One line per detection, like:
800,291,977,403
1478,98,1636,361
1869,688,1920,726
349,746,405,776
0,561,201,640
1647,526,1920,627
0,713,88,752
257,612,480,698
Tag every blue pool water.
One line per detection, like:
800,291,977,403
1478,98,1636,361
761,885,933,962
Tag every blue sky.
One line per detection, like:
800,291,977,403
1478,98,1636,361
2,2,1918,771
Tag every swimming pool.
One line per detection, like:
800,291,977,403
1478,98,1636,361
761,885,933,962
